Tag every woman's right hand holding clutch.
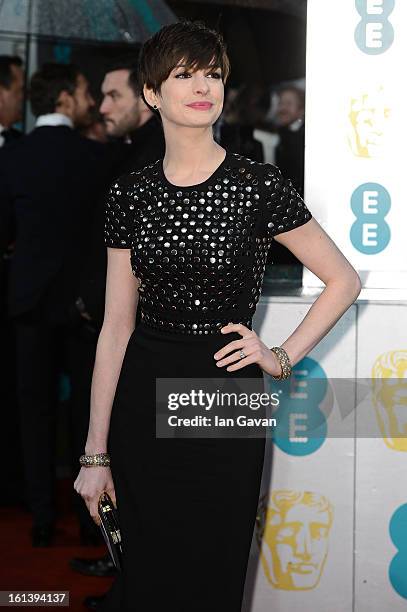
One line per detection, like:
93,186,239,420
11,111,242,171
74,464,116,527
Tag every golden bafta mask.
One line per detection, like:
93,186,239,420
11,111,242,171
255,490,333,591
372,350,407,452
347,86,390,158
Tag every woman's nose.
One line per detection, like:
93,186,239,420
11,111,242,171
192,74,209,95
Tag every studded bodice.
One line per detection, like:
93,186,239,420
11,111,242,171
104,151,312,335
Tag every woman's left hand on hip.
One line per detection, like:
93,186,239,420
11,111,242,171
214,323,282,376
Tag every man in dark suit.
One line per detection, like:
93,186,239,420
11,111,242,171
0,56,24,256
74,57,165,328
275,85,305,196
0,55,25,507
269,85,305,268
66,57,165,611
0,63,111,546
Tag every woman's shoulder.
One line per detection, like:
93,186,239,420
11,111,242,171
225,150,278,179
110,158,162,190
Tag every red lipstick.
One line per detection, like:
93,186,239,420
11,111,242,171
186,102,213,110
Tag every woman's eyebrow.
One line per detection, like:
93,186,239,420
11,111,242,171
174,64,221,71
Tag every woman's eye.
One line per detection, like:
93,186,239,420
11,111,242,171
175,71,222,79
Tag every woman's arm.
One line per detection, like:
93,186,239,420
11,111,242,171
216,218,361,375
85,247,140,454
273,217,362,366
74,247,139,523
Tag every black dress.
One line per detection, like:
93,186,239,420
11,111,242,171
99,150,312,612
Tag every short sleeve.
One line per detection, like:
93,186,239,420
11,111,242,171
104,178,134,248
262,163,312,237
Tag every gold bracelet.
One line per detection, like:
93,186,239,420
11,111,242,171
79,453,111,467
270,346,292,380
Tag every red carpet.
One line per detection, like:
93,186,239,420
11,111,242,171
0,480,113,612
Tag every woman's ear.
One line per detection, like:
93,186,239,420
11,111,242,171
143,85,158,110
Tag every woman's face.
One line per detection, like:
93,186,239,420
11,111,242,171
147,61,225,129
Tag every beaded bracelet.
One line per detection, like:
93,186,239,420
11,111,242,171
270,346,292,380
79,453,111,467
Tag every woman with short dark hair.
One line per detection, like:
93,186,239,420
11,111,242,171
75,20,361,611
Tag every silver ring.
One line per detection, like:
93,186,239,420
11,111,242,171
239,350,246,360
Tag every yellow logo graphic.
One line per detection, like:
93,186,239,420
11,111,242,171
372,350,407,452
348,86,390,158
255,490,333,590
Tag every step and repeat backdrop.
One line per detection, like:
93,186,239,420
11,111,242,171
303,0,405,291
245,1,407,611
246,298,407,612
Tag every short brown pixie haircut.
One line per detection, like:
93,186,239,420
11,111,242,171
138,20,230,100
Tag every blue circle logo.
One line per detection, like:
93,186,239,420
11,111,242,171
354,0,394,54
350,183,391,254
389,503,407,599
267,357,328,456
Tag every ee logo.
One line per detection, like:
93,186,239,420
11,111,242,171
389,503,407,599
350,183,391,254
268,357,328,457
354,0,395,54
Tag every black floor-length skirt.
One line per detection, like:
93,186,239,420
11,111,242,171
98,321,266,612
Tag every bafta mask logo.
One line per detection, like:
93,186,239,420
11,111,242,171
372,350,407,452
347,87,390,158
256,490,334,590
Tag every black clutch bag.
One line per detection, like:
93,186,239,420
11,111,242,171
98,492,123,572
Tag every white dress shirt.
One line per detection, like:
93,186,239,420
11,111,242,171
0,123,6,148
35,113,74,129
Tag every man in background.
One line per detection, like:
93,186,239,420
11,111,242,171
269,85,305,269
68,57,165,611
0,56,24,255
100,56,165,172
0,63,111,547
274,85,305,195
218,83,266,162
69,56,165,353
0,55,25,507
0,55,24,148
